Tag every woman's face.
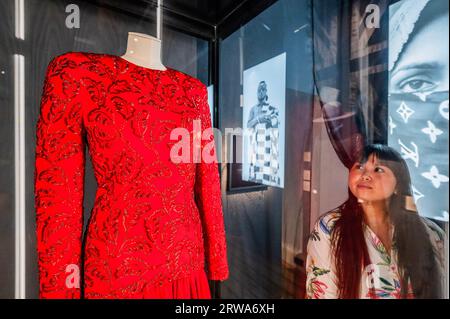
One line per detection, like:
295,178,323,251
348,154,398,203
390,12,449,94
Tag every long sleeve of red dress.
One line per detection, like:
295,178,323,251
34,52,229,299
193,84,229,281
34,55,86,298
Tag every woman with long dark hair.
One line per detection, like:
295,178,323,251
305,144,445,299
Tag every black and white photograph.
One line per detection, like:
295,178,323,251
242,53,286,188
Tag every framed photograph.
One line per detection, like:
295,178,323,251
242,53,286,188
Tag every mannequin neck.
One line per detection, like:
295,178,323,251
121,32,167,71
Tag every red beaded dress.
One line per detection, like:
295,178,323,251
34,52,229,299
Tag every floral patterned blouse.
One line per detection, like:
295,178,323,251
306,211,445,299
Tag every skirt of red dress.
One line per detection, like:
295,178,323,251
143,269,212,299
84,268,212,299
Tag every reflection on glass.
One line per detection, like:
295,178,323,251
14,53,26,299
15,0,25,40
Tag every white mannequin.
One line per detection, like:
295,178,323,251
121,32,167,71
